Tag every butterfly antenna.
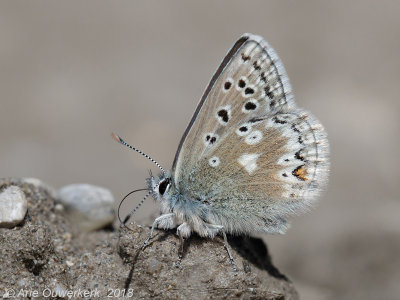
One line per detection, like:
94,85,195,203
111,133,165,173
118,188,150,226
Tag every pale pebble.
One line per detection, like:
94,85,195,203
57,184,115,232
0,186,28,228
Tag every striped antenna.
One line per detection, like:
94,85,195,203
111,133,165,173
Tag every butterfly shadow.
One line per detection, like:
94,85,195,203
177,230,288,281
226,234,288,280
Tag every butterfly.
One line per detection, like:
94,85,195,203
113,33,329,270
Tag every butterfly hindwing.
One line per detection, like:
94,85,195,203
172,34,329,234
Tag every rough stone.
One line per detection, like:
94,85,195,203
118,225,298,299
57,184,115,232
0,185,27,228
0,178,298,300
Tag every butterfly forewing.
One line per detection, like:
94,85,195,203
172,34,329,233
173,34,294,181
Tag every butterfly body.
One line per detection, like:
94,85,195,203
149,172,290,239
119,33,329,244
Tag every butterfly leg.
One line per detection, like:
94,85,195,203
205,224,237,274
142,213,174,250
175,233,185,268
221,230,238,274
175,222,191,268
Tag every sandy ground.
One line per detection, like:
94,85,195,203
1,1,399,299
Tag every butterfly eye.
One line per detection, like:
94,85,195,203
158,178,170,195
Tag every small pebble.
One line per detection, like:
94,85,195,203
147,258,161,274
66,260,74,267
0,186,27,228
54,203,64,212
57,184,115,232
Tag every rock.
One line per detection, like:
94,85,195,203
57,184,115,232
0,185,27,228
118,224,299,299
0,178,298,300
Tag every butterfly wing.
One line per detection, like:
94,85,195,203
172,34,329,235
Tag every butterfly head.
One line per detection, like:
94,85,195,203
149,171,176,204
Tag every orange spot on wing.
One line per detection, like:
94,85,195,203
295,166,307,181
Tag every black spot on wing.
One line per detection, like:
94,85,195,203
244,87,255,95
249,117,265,123
217,109,229,123
244,101,257,110
291,124,300,133
205,134,218,145
238,79,246,88
241,53,250,61
264,86,274,100
295,150,305,161
253,61,261,70
260,72,267,83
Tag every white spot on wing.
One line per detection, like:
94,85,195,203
245,130,263,145
238,153,259,174
209,156,220,167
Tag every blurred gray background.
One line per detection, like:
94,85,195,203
1,1,399,299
